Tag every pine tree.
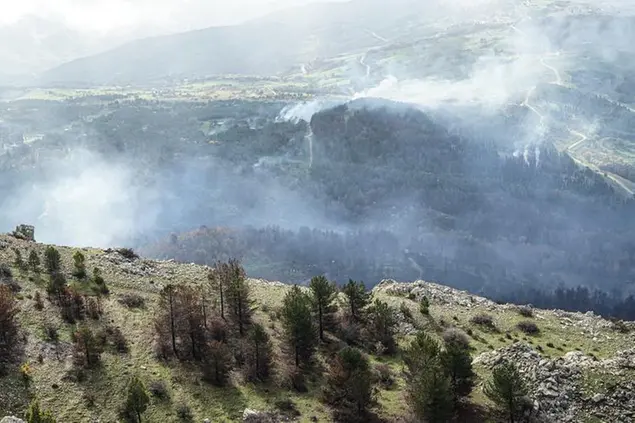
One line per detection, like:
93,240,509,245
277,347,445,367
484,362,529,423
157,284,179,358
209,259,243,321
281,285,316,368
404,331,441,377
177,286,206,361
44,246,61,275
92,267,108,296
367,299,397,354
440,342,476,402
408,363,454,423
125,375,150,423
46,272,67,304
26,399,57,423
201,340,233,386
72,251,87,279
246,323,273,382
72,325,103,367
323,347,376,422
404,331,454,422
13,248,27,272
309,275,337,341
28,250,41,273
225,261,252,336
342,279,371,322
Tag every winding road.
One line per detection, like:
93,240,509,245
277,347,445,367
359,54,371,77
358,29,389,79
512,21,634,196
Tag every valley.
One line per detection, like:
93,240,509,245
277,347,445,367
2,1,635,420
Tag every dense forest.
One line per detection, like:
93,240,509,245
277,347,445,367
2,96,635,319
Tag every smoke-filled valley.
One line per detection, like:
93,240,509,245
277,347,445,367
3,0,635,318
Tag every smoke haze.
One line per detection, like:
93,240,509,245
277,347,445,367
1,0,635,309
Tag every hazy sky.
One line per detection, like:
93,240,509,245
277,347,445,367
0,0,343,33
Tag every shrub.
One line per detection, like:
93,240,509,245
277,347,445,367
516,306,534,318
610,318,631,334
517,321,540,335
470,313,496,329
86,298,101,320
83,392,96,407
148,380,170,401
338,319,362,346
34,291,44,310
118,293,145,309
400,302,413,321
442,328,471,350
44,323,59,342
374,363,396,388
26,399,57,423
176,403,193,422
107,327,129,353
20,361,32,383
546,342,555,348
124,376,150,423
0,264,20,292
289,368,308,392
117,248,139,260
72,251,87,279
0,264,12,280
419,296,430,315
274,399,301,418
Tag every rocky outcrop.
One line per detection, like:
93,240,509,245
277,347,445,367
10,224,34,242
376,279,499,309
475,343,635,422
1,417,25,423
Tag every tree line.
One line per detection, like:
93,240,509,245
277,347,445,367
1,248,535,422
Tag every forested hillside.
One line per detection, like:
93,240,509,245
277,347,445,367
3,94,635,318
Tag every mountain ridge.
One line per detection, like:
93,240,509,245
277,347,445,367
2,232,635,422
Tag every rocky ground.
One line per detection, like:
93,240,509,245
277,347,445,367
377,279,635,423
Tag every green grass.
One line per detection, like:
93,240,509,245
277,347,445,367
4,235,635,421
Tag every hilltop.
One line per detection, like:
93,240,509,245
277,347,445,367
1,233,635,422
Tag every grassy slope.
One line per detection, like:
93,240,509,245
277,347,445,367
1,234,634,421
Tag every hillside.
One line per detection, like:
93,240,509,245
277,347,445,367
37,0,526,86
3,95,635,318
1,232,635,422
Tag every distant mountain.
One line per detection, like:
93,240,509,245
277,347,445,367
0,16,161,86
38,0,506,86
